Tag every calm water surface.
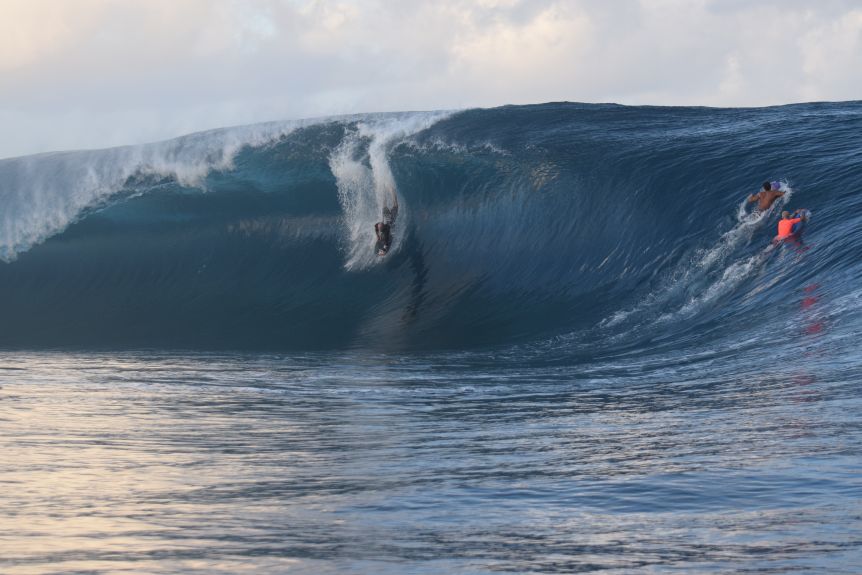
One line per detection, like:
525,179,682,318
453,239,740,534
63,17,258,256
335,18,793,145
0,351,860,574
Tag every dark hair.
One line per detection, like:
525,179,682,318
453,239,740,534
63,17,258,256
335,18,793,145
762,181,771,191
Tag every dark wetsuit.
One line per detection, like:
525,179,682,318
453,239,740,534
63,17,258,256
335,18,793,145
374,205,398,254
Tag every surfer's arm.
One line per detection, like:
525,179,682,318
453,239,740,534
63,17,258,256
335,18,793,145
786,217,803,232
747,193,758,203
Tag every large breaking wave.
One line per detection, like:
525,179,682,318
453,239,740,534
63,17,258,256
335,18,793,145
1,102,861,353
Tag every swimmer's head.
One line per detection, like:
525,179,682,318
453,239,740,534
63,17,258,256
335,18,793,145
781,211,790,218
763,181,771,191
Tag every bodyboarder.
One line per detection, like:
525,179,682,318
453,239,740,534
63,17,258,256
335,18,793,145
374,188,399,256
774,209,809,242
748,181,784,212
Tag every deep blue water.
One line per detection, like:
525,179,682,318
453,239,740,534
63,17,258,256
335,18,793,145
1,102,861,573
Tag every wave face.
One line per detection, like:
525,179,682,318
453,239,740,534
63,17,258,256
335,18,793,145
1,103,861,352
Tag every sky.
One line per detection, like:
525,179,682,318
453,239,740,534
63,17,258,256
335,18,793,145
1,0,861,158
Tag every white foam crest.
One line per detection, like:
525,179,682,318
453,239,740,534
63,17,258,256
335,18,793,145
0,119,315,262
330,111,454,271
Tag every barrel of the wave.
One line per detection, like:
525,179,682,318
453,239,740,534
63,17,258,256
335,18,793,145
774,209,811,242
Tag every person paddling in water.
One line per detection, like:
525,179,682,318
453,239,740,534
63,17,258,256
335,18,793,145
748,181,784,212
774,208,809,242
374,189,399,256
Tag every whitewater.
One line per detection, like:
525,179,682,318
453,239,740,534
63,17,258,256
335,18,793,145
1,102,861,573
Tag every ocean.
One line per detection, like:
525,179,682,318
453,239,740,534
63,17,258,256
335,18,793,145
1,102,861,573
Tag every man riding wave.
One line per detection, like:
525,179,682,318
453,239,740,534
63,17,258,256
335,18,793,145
374,188,399,256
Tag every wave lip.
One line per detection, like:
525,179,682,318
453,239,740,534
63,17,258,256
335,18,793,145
0,112,452,263
329,111,454,270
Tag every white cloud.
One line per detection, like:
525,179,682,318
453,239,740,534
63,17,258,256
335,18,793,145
799,9,862,101
449,3,593,101
0,0,860,158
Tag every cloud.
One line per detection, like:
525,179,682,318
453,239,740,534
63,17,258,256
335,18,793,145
799,8,862,101
0,0,860,158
